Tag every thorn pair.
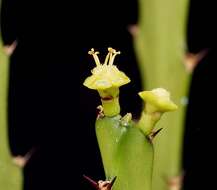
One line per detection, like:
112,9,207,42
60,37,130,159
83,175,117,190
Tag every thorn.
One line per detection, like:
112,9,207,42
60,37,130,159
98,176,117,190
13,156,26,168
184,49,209,73
83,175,99,189
166,173,184,190
127,24,139,37
96,105,104,119
149,128,163,141
13,146,37,167
3,40,18,56
83,175,117,190
107,176,117,189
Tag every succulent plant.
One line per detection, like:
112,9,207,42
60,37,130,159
83,48,177,190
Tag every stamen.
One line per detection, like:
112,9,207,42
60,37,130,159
88,48,101,66
88,48,95,55
109,51,121,65
104,51,110,65
108,47,114,65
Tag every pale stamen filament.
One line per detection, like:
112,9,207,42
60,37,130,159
108,47,114,65
104,51,110,65
88,48,101,66
109,51,121,65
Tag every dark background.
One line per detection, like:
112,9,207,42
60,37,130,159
1,0,142,189
0,0,216,189
183,0,217,189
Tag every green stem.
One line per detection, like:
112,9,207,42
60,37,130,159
98,88,120,117
137,111,161,135
113,126,154,190
0,1,23,188
134,0,190,189
0,43,23,190
101,97,120,117
0,42,11,159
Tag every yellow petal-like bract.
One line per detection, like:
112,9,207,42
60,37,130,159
83,48,130,90
138,88,178,112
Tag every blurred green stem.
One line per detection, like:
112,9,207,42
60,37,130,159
0,1,23,188
134,0,190,189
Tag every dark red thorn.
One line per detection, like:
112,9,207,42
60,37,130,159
153,128,163,137
107,176,117,189
83,174,99,189
149,128,163,141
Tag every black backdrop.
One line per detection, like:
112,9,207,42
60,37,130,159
183,0,217,189
1,0,142,189
1,0,216,189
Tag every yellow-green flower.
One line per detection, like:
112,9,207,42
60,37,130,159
83,48,130,90
137,88,178,135
138,88,178,113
